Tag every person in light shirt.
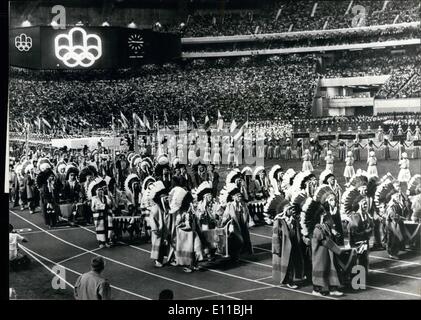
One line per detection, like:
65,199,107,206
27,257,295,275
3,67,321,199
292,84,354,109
9,224,28,262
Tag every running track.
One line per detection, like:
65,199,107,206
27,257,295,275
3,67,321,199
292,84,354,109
9,205,421,300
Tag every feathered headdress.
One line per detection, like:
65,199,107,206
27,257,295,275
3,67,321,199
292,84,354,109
65,165,79,180
349,169,368,189
241,166,253,177
149,180,167,204
253,166,266,181
130,154,141,168
264,194,289,218
319,169,335,186
87,177,107,200
21,160,32,175
168,187,192,214
79,165,98,183
225,169,242,185
36,168,55,188
154,154,170,176
142,176,156,191
407,174,421,196
367,176,380,198
374,181,398,210
281,168,296,190
124,174,141,197
194,181,213,202
37,158,52,172
314,184,336,204
127,152,135,163
300,197,325,238
341,188,365,215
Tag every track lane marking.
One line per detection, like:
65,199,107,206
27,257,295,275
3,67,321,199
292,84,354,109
10,210,241,300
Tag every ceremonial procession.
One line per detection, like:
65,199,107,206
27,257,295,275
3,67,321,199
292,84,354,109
7,0,421,301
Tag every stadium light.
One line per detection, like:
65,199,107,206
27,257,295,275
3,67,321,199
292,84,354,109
102,21,110,26
21,20,31,27
128,21,136,28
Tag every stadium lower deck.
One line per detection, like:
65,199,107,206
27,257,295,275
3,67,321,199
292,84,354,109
9,163,421,300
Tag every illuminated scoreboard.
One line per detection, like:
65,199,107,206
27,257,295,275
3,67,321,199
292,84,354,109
10,26,181,69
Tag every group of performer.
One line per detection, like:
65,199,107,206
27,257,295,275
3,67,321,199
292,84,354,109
9,135,421,295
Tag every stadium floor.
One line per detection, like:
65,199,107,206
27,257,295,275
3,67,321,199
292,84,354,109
9,203,421,300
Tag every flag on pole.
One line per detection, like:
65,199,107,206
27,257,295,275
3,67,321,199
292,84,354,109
118,119,127,129
217,110,224,130
233,120,249,141
41,117,51,129
204,114,210,131
120,111,129,127
230,119,237,133
163,111,169,127
143,113,151,130
133,112,145,128
111,115,115,131
191,113,198,129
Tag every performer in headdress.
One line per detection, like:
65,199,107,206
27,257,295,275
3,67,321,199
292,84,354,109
124,174,142,215
37,162,60,228
22,161,38,214
148,181,173,267
272,204,304,289
315,184,344,246
398,152,411,188
171,187,204,272
89,177,114,248
302,149,313,172
301,197,347,296
252,166,271,224
220,183,253,262
155,154,172,191
407,174,421,222
367,151,378,178
207,164,219,198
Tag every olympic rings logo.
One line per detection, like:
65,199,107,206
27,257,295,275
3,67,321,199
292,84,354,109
54,27,102,68
15,34,32,52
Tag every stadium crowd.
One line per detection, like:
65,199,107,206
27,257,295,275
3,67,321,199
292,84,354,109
9,55,318,127
173,0,420,37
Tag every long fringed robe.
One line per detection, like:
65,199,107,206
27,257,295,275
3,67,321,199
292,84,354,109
311,223,342,289
175,211,204,266
272,215,305,283
149,203,174,262
91,195,114,244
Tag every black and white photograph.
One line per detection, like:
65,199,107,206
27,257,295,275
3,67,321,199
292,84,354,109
5,0,421,303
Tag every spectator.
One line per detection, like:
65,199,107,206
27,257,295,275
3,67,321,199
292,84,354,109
74,256,111,300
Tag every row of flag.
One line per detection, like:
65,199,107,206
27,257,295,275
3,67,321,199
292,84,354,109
115,110,248,133
13,115,93,133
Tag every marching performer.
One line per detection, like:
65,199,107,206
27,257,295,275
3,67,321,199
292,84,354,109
347,194,373,272
220,183,253,262
252,166,271,224
398,152,411,188
408,175,421,222
148,181,174,267
367,151,378,178
155,154,172,191
344,151,355,184
124,174,142,215
172,187,204,272
22,161,38,214
301,197,346,296
89,177,114,248
272,204,304,289
37,163,61,228
324,150,334,172
315,185,344,246
302,149,313,172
